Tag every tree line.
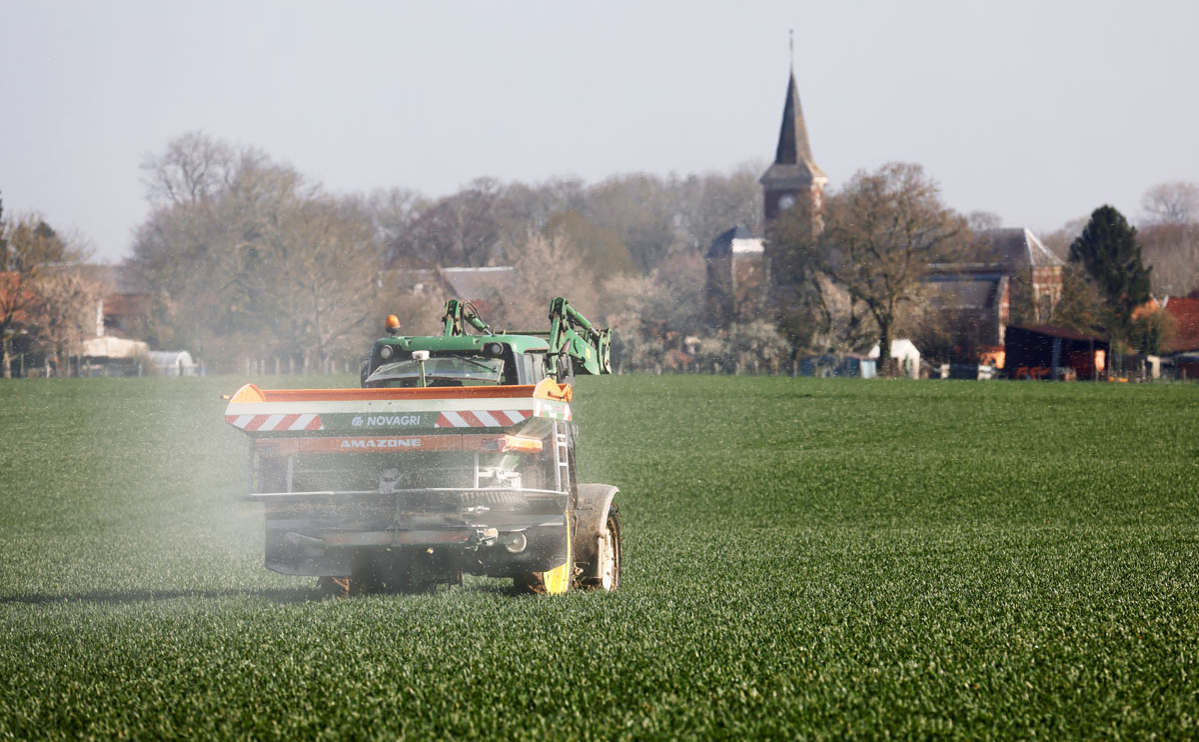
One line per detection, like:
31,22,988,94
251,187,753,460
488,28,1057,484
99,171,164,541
3,131,1197,377
127,132,766,373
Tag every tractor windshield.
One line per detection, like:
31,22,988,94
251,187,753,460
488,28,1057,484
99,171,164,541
366,355,506,387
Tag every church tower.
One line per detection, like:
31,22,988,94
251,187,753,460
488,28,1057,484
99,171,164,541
760,70,827,224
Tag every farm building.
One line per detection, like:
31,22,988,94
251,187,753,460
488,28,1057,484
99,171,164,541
1152,292,1199,378
868,339,921,379
80,335,149,376
1003,325,1108,380
925,228,1064,357
1175,353,1199,380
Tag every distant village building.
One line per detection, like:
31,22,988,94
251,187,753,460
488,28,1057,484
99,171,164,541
706,67,825,324
74,265,196,376
1147,291,1199,354
927,228,1064,352
704,226,766,322
1141,290,1199,378
81,281,149,374
94,264,152,336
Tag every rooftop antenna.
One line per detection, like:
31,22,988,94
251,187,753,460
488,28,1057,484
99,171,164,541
789,28,794,71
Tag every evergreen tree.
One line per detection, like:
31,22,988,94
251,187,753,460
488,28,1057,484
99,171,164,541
1068,205,1152,342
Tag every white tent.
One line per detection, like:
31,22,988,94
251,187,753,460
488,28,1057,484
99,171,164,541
147,350,197,377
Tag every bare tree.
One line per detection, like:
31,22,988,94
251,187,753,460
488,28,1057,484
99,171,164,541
543,210,636,275
264,196,382,370
582,173,680,273
362,187,425,266
1141,181,1199,226
501,178,587,229
1137,182,1199,296
0,206,77,377
133,134,386,370
131,159,300,360
140,131,238,206
600,252,709,372
774,163,965,375
1044,263,1106,335
31,267,103,376
967,210,1003,232
673,163,766,251
497,229,597,330
389,179,509,268
1140,222,1199,296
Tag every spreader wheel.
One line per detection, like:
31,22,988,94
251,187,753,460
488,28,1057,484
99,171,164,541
317,575,353,599
581,505,621,591
513,521,573,595
318,552,435,597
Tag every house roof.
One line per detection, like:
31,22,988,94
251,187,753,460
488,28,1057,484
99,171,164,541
1160,296,1199,352
972,228,1064,270
930,278,1004,310
706,226,764,258
81,335,148,359
1009,324,1106,343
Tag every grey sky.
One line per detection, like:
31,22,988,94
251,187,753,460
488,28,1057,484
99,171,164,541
2,0,1197,262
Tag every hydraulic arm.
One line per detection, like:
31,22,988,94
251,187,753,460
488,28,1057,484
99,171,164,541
442,299,494,337
438,297,611,381
546,297,612,379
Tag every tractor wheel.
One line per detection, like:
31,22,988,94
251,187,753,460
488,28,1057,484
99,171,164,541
581,505,621,591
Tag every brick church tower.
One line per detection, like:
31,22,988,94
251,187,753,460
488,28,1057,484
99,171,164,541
760,70,827,225
706,66,827,324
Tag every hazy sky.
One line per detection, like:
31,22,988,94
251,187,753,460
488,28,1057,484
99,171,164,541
2,0,1197,262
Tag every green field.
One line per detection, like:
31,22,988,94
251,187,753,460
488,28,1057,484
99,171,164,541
1,375,1197,740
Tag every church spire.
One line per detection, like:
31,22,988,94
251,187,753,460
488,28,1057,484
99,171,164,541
761,63,827,223
774,71,819,169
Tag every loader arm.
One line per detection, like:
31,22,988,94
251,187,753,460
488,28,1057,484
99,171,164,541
546,297,613,380
442,299,494,337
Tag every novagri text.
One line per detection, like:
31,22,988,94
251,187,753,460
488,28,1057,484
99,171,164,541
351,415,423,427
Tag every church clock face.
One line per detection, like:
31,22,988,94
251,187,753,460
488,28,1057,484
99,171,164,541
778,194,797,212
